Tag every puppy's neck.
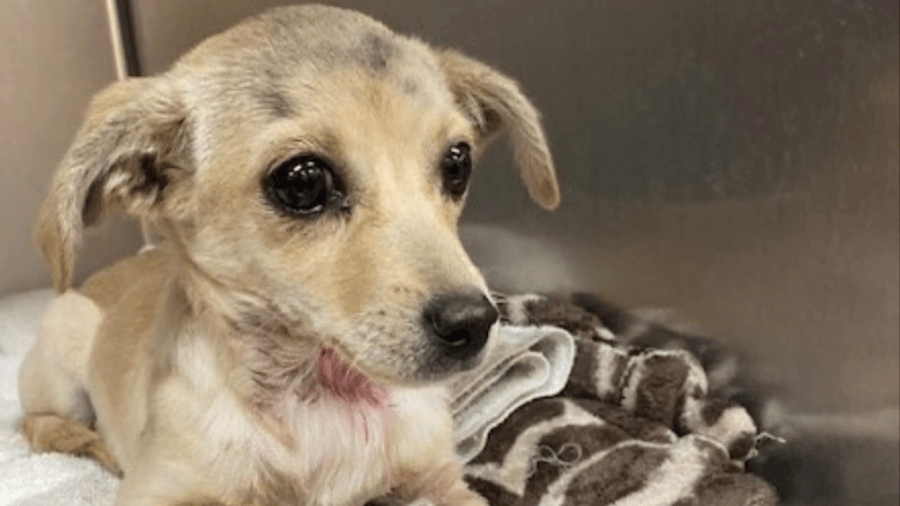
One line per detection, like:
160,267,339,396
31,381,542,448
161,268,390,420
315,347,388,407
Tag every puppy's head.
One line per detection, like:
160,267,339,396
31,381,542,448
36,5,559,383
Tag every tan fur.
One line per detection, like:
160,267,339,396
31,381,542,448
21,414,122,476
20,5,558,506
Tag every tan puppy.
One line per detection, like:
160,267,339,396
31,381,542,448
18,5,558,505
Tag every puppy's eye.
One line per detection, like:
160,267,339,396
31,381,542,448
441,143,472,199
266,156,343,215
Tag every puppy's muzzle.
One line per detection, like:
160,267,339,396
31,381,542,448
424,292,498,360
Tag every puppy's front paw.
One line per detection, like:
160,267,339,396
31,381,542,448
440,482,488,506
372,480,487,506
369,496,486,506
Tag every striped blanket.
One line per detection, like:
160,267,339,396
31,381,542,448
458,293,779,506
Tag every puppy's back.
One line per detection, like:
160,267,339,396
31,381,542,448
81,249,168,311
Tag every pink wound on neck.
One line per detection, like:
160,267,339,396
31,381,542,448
316,348,388,407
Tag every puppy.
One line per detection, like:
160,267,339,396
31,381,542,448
18,5,559,505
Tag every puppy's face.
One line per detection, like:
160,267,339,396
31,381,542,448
187,39,496,382
36,6,560,384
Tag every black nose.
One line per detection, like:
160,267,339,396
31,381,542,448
424,292,498,360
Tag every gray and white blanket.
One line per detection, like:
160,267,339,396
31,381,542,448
451,293,779,506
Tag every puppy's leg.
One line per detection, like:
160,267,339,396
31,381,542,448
18,292,101,419
438,481,488,506
372,484,487,506
21,414,121,475
17,291,118,473
115,452,229,506
384,462,488,506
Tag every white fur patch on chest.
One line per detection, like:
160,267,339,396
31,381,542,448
278,385,453,505
180,339,454,505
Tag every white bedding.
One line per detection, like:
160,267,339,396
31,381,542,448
0,290,117,506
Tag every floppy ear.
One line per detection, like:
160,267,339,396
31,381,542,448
35,77,190,291
439,50,560,210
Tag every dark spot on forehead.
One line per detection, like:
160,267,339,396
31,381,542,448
361,32,396,71
401,77,420,95
257,88,294,118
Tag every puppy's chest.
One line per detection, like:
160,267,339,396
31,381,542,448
258,387,453,505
